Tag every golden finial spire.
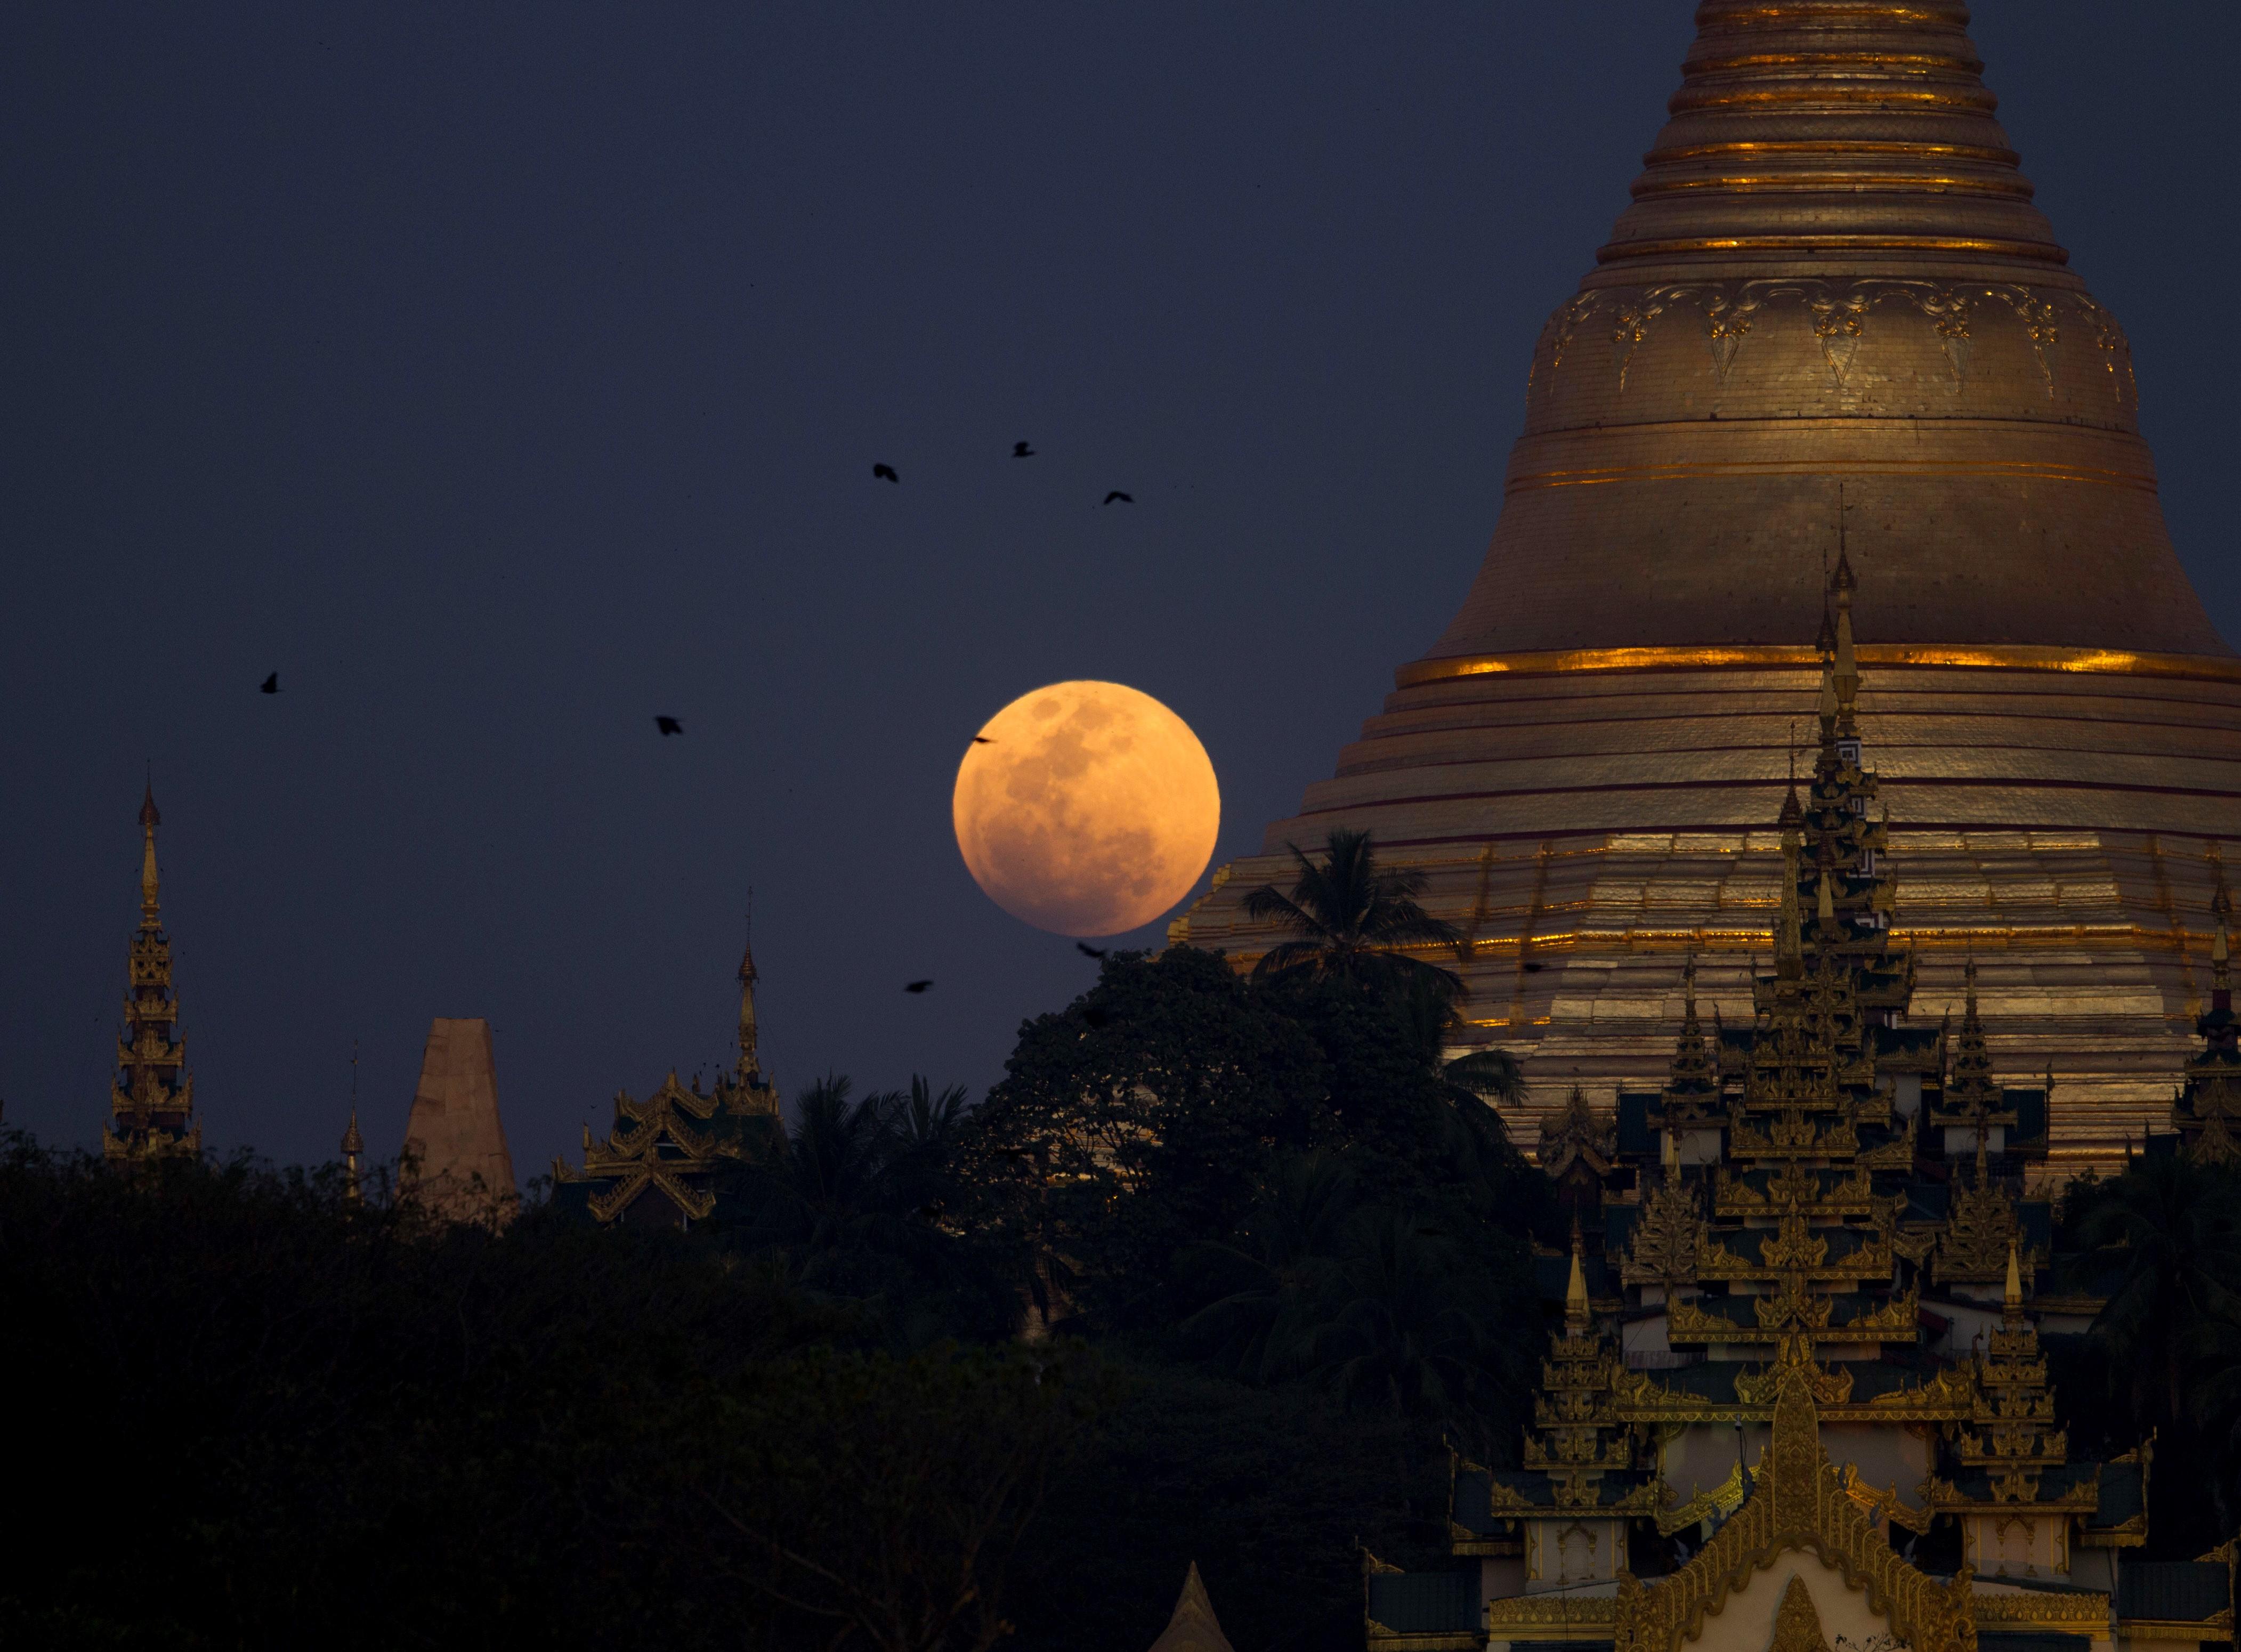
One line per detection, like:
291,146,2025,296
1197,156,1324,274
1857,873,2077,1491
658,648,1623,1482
2003,1236,2024,1322
341,1041,365,1204
1566,1228,1591,1335
138,780,163,930
1777,750,1805,979
1831,487,1860,726
735,892,763,1086
107,783,199,1166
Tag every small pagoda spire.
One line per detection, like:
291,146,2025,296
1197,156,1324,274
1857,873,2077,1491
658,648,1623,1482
735,894,764,1087
2003,1236,2025,1323
138,781,163,929
1565,1228,1591,1335
341,1041,365,1204
1830,492,1860,728
2215,917,2232,1016
1776,754,1805,980
105,784,199,1167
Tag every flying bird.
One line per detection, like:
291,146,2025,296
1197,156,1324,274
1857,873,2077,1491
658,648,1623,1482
872,463,899,482
1012,441,1034,458
904,979,933,994
656,716,683,736
972,736,995,745
1102,491,1133,506
260,673,279,694
1076,942,1107,959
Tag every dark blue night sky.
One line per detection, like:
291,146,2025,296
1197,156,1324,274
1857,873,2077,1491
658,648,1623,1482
5,3,2235,1179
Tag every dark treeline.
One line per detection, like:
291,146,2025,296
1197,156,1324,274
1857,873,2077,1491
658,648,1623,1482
14,930,2241,1646
0,936,1552,1652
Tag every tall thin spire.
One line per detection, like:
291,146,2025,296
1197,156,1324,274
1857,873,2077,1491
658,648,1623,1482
736,892,763,1088
138,781,163,929
1565,1228,1591,1336
1776,752,1805,980
106,784,199,1167
341,1040,365,1205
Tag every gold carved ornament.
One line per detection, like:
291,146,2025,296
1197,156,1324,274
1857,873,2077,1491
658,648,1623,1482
1612,1355,1978,1652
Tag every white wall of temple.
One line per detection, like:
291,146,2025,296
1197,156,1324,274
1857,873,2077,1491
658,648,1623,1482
1679,1554,1897,1652
1965,1511,2070,1580
1523,1517,1628,1592
1821,1423,1932,1526
1662,1423,1769,1514
1480,1556,1526,1602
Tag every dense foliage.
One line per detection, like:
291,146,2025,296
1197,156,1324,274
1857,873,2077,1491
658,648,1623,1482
21,846,2241,1648
1,929,1546,1651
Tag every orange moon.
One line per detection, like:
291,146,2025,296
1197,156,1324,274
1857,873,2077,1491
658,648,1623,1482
953,681,1221,937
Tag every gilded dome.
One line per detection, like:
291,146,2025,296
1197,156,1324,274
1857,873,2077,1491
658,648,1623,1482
1179,1,2241,1174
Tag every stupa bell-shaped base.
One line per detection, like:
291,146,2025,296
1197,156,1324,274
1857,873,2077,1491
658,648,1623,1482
1178,1,2240,1172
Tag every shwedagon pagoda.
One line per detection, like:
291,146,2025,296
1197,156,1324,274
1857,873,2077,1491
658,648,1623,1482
1175,0,2241,1177
76,8,2241,1652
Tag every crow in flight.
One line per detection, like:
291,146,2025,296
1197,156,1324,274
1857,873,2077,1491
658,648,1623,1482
872,463,899,482
260,673,279,694
1102,491,1132,506
904,979,933,993
1076,942,1107,959
1013,441,1034,458
656,716,683,736
972,736,995,745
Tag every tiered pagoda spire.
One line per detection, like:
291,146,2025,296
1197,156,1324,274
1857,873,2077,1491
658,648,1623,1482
1399,577,2173,1652
103,785,200,1166
2170,913,2241,1163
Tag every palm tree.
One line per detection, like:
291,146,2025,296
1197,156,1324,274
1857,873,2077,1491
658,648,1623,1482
1243,828,1465,994
2075,1153,2241,1431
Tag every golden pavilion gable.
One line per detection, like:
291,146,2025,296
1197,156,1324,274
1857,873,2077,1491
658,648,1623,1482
553,935,782,1227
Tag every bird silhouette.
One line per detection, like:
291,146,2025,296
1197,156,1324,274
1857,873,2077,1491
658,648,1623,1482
904,979,933,994
1012,441,1034,458
259,673,279,694
972,736,995,745
655,716,683,736
1076,942,1107,959
1102,491,1132,506
872,463,899,482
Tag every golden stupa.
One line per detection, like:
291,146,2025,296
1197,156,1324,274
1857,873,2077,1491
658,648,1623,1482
1175,0,2241,1176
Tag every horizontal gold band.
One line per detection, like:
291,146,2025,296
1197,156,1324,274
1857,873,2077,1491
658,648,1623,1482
1644,140,2020,166
1631,172,2034,200
1598,234,2067,264
1397,643,2241,689
1690,52,1981,73
1670,85,1999,112
1707,5,1957,21
1507,459,2155,495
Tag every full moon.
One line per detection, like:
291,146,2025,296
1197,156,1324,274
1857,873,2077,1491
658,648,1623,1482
953,681,1221,937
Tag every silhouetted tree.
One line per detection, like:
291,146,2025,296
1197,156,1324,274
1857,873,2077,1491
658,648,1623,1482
1243,828,1464,995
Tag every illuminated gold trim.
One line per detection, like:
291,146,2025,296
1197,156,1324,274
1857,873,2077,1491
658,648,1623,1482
1507,459,2151,495
1645,140,2020,165
1598,234,2067,264
1709,5,1955,21
1689,53,1981,73
1631,173,2035,199
1397,643,2241,688
1671,85,1999,112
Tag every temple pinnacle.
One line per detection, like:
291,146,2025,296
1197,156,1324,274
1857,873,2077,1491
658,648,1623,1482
1565,1229,1590,1335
